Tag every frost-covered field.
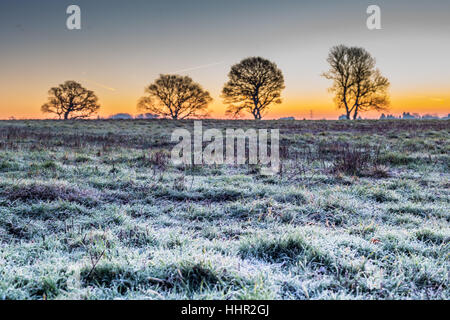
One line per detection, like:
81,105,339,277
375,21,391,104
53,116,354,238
0,119,448,299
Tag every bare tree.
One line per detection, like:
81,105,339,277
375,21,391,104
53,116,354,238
138,75,212,119
322,45,390,120
222,57,285,120
41,81,100,120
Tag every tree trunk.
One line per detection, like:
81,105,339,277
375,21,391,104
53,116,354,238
252,108,260,120
343,109,351,119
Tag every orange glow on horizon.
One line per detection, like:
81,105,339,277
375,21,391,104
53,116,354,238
1,89,449,120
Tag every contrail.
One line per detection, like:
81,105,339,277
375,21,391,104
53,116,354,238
170,61,226,74
82,79,117,92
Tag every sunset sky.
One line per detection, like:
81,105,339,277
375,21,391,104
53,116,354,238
0,0,449,120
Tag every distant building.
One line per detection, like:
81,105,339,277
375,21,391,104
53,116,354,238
380,113,398,119
422,114,439,120
136,113,159,119
279,117,295,120
338,115,348,120
380,112,448,120
402,112,420,120
109,113,133,120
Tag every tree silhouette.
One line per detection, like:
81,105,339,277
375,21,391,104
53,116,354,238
41,81,100,120
138,75,212,119
222,57,285,119
322,45,390,120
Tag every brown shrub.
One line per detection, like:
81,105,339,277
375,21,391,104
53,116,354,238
4,182,99,205
148,150,170,170
331,144,372,176
318,142,389,177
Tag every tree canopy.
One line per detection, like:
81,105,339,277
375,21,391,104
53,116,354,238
41,81,100,120
138,74,212,120
322,45,390,120
222,57,285,120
